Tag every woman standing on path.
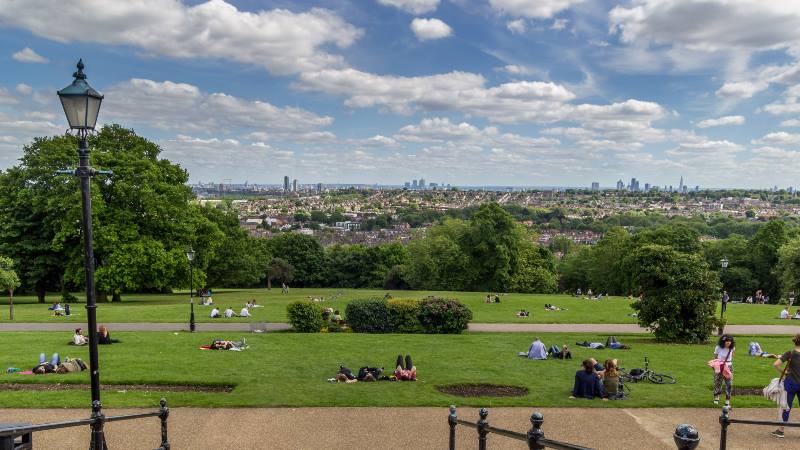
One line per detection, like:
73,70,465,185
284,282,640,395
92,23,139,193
713,334,735,408
771,333,800,439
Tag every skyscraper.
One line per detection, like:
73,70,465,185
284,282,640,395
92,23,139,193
644,183,651,192
404,181,410,189
283,175,290,192
616,179,624,190
317,182,323,193
292,179,297,192
679,175,684,192
591,182,600,191
419,178,426,189
412,179,418,189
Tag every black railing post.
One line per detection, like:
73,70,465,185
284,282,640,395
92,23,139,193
477,408,489,450
527,412,545,450
88,400,107,450
718,406,730,450
448,405,457,450
673,424,700,450
157,398,170,450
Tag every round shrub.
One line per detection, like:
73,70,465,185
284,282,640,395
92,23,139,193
387,298,421,333
287,301,324,333
345,298,391,333
418,296,472,334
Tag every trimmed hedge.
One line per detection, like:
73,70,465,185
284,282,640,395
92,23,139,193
344,296,471,334
287,301,324,332
345,298,391,333
418,296,472,334
387,298,422,333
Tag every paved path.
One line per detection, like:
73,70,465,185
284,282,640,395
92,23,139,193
2,322,800,334
0,407,796,449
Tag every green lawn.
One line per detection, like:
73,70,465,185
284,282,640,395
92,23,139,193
0,288,792,325
0,331,791,408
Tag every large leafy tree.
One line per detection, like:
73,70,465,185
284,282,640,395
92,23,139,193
202,205,269,288
265,233,327,286
777,237,800,299
586,227,631,295
0,125,221,300
628,244,721,343
747,220,789,298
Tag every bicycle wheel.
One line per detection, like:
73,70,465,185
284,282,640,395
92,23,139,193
648,372,676,384
619,369,632,383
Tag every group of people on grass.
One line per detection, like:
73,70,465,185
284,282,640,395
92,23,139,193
570,358,623,400
47,302,71,316
571,288,607,300
485,294,501,303
778,307,800,320
72,325,119,346
330,354,417,383
522,337,572,360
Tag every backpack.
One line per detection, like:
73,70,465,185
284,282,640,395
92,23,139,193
628,368,646,382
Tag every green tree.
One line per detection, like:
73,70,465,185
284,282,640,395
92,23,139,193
777,237,800,299
203,206,268,287
587,227,631,295
0,125,220,300
0,256,21,320
266,257,295,290
747,220,788,298
266,233,327,286
464,203,525,291
628,244,721,343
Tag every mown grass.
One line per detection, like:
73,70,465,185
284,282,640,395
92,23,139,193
0,288,791,325
0,331,792,408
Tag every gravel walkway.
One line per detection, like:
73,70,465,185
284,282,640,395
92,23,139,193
2,322,799,334
1,407,797,449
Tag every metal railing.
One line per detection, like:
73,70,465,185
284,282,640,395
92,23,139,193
447,406,593,450
0,398,170,450
718,405,800,450
447,406,703,450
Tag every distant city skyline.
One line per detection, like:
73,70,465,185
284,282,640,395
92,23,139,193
1,1,800,188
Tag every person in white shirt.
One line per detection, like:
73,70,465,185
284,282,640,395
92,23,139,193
780,307,790,319
210,307,220,318
223,307,237,318
73,328,88,346
240,307,250,318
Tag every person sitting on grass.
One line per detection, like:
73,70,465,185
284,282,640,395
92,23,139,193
603,359,623,400
494,295,501,303
240,306,251,318
223,306,238,318
332,310,343,323
570,359,606,400
209,307,221,318
394,354,417,381
485,294,492,304
748,341,779,358
64,304,71,316
527,337,548,360
97,325,120,345
794,309,800,320
780,307,790,320
73,328,88,346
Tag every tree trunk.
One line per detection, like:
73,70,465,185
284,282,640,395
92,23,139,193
36,286,46,303
97,291,109,303
8,289,13,321
112,292,122,302
267,277,272,290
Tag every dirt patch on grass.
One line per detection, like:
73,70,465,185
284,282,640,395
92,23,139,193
436,383,528,397
0,383,233,393
732,387,763,396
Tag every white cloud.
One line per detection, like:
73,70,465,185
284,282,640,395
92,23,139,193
506,19,526,34
551,19,568,30
410,18,452,41
11,47,48,63
752,131,800,146
696,115,746,128
780,118,800,127
15,84,33,95
715,80,769,100
610,1,800,52
0,1,361,75
103,78,333,136
0,88,17,105
490,0,584,19
377,0,440,14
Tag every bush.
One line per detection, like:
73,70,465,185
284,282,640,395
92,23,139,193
417,296,472,334
286,301,324,332
345,298,391,333
387,298,421,333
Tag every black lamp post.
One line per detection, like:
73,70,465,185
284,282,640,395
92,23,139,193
57,59,106,450
187,247,195,332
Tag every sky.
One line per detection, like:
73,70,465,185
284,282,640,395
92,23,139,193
1,0,800,189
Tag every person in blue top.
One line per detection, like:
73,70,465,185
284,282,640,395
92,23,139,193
527,337,548,360
570,359,606,400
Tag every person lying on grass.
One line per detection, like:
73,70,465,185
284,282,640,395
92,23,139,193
394,354,417,381
544,304,566,311
331,365,383,382
748,341,779,358
548,344,572,359
516,310,529,317
570,359,607,400
207,339,247,351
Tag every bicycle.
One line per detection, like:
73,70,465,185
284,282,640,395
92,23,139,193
620,356,676,384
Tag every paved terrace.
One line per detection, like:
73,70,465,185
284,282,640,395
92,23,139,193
0,407,797,449
2,322,800,334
